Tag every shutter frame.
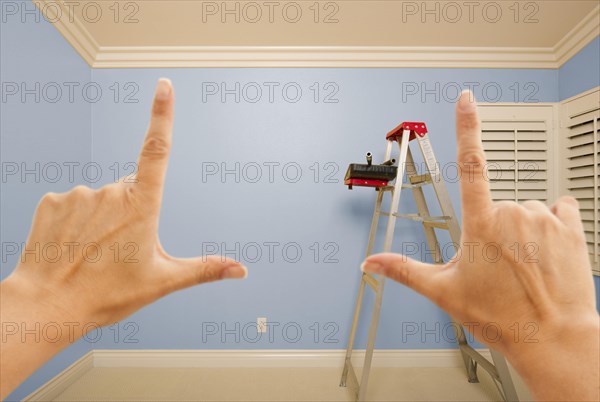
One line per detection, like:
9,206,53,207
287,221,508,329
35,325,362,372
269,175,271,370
560,89,600,275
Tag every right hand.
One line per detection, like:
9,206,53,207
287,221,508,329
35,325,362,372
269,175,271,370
361,90,599,400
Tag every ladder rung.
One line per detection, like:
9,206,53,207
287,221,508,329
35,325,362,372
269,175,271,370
393,213,451,223
459,344,500,382
402,174,433,189
409,173,432,185
423,221,449,230
401,183,428,189
362,273,379,290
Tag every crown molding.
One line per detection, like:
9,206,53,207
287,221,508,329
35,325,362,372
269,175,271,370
554,5,600,66
35,0,99,67
93,45,559,69
36,2,599,69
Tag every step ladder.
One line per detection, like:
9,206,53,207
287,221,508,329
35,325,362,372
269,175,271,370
340,122,520,402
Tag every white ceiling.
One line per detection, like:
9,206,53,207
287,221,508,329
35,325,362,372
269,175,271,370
39,0,600,68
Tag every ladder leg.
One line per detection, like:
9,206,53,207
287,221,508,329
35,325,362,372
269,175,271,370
358,279,385,402
405,148,443,263
452,321,479,382
341,190,386,390
340,278,367,388
367,190,386,256
358,136,410,401
489,348,519,402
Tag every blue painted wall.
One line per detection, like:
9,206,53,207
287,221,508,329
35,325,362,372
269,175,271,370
88,68,558,354
0,2,92,399
1,3,598,397
559,36,600,100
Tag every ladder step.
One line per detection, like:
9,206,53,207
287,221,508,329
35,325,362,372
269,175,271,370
362,273,379,290
378,213,450,230
423,221,449,230
402,174,433,189
393,213,451,223
401,183,426,189
409,173,432,185
377,186,395,192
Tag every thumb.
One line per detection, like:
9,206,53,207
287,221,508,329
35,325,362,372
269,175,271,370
361,253,445,300
161,256,248,292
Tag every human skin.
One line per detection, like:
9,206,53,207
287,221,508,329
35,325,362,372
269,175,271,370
362,90,600,401
1,82,598,401
0,79,247,400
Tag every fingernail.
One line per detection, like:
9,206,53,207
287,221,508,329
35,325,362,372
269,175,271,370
361,261,383,275
458,89,476,113
223,264,248,279
156,78,172,100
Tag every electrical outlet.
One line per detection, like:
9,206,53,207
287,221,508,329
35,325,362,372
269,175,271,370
257,317,267,333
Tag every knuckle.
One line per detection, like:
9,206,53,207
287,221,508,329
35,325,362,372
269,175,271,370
68,185,95,200
457,114,480,131
397,265,411,286
558,195,579,209
197,264,220,283
522,200,546,211
493,201,526,222
152,100,172,117
71,184,91,194
194,256,226,283
141,136,170,160
39,192,60,207
459,150,486,171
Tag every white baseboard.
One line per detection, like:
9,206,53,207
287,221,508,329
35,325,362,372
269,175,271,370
24,348,492,400
92,348,491,369
24,351,94,401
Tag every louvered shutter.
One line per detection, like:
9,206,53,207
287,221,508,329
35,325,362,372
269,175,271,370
479,105,555,203
561,89,600,274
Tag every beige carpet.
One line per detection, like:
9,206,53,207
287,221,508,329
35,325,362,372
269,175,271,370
52,366,533,401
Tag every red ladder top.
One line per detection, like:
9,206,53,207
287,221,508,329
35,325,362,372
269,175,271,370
386,122,428,141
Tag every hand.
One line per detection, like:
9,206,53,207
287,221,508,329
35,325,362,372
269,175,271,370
361,90,599,401
0,79,247,399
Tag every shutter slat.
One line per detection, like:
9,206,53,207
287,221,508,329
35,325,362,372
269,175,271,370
566,154,595,168
567,132,594,147
518,150,546,160
481,107,551,206
567,165,596,178
483,141,516,151
566,121,595,138
482,121,547,131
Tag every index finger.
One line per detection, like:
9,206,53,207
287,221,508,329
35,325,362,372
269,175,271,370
456,90,493,219
135,78,175,202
